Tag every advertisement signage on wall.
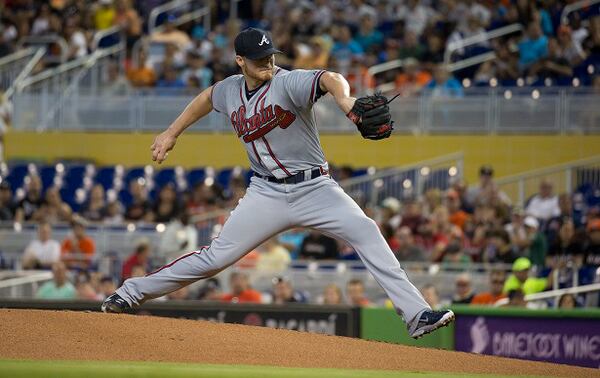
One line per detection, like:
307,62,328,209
0,300,360,337
455,314,600,368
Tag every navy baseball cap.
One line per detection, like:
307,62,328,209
234,28,282,60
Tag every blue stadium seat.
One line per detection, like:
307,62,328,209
154,168,176,188
5,163,29,189
124,167,146,185
60,187,78,211
95,166,116,191
216,168,233,188
39,166,57,191
187,168,206,188
118,189,133,208
64,165,86,190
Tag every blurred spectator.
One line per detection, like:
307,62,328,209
256,237,291,275
528,38,573,81
180,52,213,90
525,180,560,222
518,22,548,71
420,284,442,310
99,276,116,299
346,279,371,307
425,206,463,262
582,219,600,267
452,273,476,304
547,216,583,268
293,36,330,70
126,51,156,87
505,289,527,307
271,277,306,304
558,293,577,309
61,216,96,269
523,216,547,268
320,283,343,305
197,277,222,300
471,270,507,306
503,257,552,295
394,226,426,262
76,280,102,300
103,200,124,225
331,25,363,73
394,57,432,96
94,0,116,31
398,31,425,61
446,189,469,231
421,34,444,65
466,165,511,210
121,239,151,281
505,207,529,254
299,231,339,260
158,210,198,262
35,261,76,299
151,184,181,223
125,179,152,222
114,0,141,48
221,272,262,303
80,184,106,222
396,0,434,38
400,199,427,236
355,14,383,53
157,65,186,89
22,222,61,269
442,241,472,269
0,181,15,221
426,64,463,98
483,228,518,264
150,17,191,50
557,25,586,67
15,175,43,222
63,19,87,60
35,186,73,224
380,197,402,230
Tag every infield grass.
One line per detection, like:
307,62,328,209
0,360,546,378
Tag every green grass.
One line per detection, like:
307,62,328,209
0,360,546,378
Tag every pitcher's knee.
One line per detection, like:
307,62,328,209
344,215,382,241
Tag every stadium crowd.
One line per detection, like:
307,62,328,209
1,0,598,93
2,162,600,309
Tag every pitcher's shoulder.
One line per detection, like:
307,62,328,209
216,74,244,88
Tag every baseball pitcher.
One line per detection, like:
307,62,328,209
103,28,454,339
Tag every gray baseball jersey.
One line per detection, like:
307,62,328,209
115,67,430,326
211,68,327,178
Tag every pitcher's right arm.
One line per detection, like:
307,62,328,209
151,85,215,164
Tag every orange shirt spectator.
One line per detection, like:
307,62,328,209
221,289,262,303
127,64,156,87
471,292,507,306
61,217,95,268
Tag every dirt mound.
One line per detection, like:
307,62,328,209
0,309,595,377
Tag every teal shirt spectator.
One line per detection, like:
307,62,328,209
426,77,464,97
36,280,77,299
518,35,549,69
355,30,384,52
539,10,554,36
331,40,364,64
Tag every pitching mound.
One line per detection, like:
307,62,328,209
0,309,595,377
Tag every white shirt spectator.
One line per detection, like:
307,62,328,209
70,31,88,59
396,3,434,37
23,239,61,268
526,195,560,221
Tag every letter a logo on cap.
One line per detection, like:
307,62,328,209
258,34,269,46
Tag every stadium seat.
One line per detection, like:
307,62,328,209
5,163,29,190
124,167,146,185
95,166,116,191
154,168,177,189
216,168,233,188
63,165,86,190
39,166,57,191
187,168,206,188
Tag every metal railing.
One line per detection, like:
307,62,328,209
11,87,600,134
495,281,600,308
0,270,53,298
17,35,69,64
561,0,600,24
0,47,39,91
444,23,523,65
338,152,464,207
148,0,210,34
4,47,46,100
495,155,600,206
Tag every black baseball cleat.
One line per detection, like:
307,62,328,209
101,293,131,314
408,309,455,339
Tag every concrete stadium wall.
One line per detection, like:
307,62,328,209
6,131,600,183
